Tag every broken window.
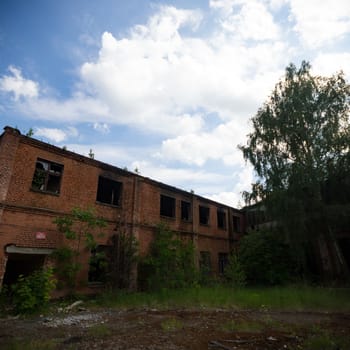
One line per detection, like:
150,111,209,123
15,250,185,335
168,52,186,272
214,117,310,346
199,251,212,275
96,176,122,206
233,216,241,232
181,200,191,221
88,245,109,283
218,253,228,274
217,209,227,229
31,158,63,194
199,205,210,225
160,195,176,218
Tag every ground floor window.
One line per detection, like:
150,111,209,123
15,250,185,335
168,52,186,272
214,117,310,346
88,245,109,283
199,251,212,275
218,253,229,274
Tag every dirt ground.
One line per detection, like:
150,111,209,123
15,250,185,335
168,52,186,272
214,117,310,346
1,307,350,349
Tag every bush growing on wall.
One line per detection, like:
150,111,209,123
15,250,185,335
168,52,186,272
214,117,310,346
138,223,197,290
11,268,56,314
106,219,138,289
224,252,246,288
238,230,296,285
53,207,106,290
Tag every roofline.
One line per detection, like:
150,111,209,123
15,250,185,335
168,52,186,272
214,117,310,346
2,125,243,213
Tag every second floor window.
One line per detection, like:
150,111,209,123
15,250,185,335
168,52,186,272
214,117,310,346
160,195,176,218
31,159,63,194
181,200,191,221
233,216,241,232
217,209,227,229
96,176,122,206
199,205,210,225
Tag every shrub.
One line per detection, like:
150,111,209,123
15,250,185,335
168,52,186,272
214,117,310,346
11,268,56,314
238,230,296,285
138,223,197,290
224,252,246,288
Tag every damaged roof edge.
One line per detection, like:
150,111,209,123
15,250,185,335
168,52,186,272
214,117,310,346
2,125,243,212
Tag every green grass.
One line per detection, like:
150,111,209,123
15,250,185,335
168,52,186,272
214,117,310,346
87,324,112,338
160,317,184,331
91,285,350,312
303,332,350,350
221,319,264,333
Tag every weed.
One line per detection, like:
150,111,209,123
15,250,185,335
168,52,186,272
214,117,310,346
221,319,264,333
88,324,112,338
161,318,184,331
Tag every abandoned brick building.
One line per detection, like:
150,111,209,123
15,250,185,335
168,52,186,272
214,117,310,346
0,126,245,291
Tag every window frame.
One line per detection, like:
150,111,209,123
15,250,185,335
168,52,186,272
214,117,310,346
160,194,176,218
199,205,210,226
31,158,63,195
180,200,192,222
96,176,123,207
232,215,241,233
217,209,227,230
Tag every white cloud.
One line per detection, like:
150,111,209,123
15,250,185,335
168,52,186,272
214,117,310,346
0,66,39,100
20,94,110,122
312,52,350,79
218,0,280,41
93,122,110,134
289,0,350,48
158,120,248,166
35,126,79,143
208,164,254,207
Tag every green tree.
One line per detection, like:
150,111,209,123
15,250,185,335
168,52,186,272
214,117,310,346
53,207,106,289
138,223,197,290
240,61,350,277
238,230,296,285
106,217,138,290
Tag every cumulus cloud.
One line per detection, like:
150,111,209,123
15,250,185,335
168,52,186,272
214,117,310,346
0,66,39,100
312,52,350,79
93,122,110,134
35,126,79,143
158,120,248,166
217,0,280,41
289,0,350,48
2,2,349,206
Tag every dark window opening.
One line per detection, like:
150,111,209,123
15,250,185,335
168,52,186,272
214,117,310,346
31,159,63,194
3,253,45,286
218,253,228,274
217,209,227,229
200,251,212,275
199,205,210,225
233,216,241,232
181,200,191,221
88,245,110,283
160,195,176,218
96,177,122,206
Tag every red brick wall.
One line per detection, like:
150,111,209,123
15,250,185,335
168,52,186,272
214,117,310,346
0,127,245,290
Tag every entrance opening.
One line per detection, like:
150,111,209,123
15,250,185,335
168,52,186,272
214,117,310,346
3,253,45,286
338,238,350,269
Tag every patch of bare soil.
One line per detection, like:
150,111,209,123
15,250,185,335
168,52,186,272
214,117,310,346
1,308,349,349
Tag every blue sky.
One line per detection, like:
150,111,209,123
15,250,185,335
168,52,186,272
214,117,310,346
1,0,350,207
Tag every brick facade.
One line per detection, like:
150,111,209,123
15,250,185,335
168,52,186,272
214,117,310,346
0,126,245,292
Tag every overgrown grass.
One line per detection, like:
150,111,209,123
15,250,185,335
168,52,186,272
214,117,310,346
87,324,112,338
91,285,350,312
160,317,184,331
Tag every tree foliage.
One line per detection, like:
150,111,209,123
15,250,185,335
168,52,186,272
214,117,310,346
138,223,197,290
53,207,106,289
240,61,350,264
106,218,138,290
238,230,296,285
